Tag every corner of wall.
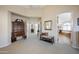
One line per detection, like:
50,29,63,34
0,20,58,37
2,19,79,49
0,42,11,48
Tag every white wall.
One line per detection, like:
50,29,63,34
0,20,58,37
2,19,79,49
11,13,26,22
41,6,79,48
11,13,41,39
0,8,11,48
0,6,42,48
0,5,79,48
4,5,43,17
26,17,41,38
72,11,79,48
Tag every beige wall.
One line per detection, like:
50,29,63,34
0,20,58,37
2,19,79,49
0,7,11,47
4,5,42,17
11,13,41,39
41,6,79,48
26,17,41,38
0,5,79,48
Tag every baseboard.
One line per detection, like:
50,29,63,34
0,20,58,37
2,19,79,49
72,45,79,49
0,42,11,48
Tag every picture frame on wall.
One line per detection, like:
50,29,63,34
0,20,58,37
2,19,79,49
77,18,79,26
44,20,52,30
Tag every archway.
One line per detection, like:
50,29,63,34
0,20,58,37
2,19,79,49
57,12,72,45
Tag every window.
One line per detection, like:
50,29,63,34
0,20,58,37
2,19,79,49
62,22,71,31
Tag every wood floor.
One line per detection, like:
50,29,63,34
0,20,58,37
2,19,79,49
58,31,71,45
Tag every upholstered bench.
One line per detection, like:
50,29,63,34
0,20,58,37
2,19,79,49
40,32,54,44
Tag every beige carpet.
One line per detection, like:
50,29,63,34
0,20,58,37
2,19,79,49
0,36,79,54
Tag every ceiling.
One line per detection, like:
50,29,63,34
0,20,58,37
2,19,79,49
19,5,45,9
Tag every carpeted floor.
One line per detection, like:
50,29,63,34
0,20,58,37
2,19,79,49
0,36,79,54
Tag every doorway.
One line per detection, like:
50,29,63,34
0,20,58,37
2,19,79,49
30,23,40,37
57,12,72,45
27,17,41,39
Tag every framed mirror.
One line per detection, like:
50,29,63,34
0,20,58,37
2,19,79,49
44,20,52,30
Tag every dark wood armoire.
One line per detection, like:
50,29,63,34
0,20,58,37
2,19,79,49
11,19,26,42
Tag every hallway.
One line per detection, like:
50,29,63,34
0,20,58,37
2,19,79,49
0,36,79,54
